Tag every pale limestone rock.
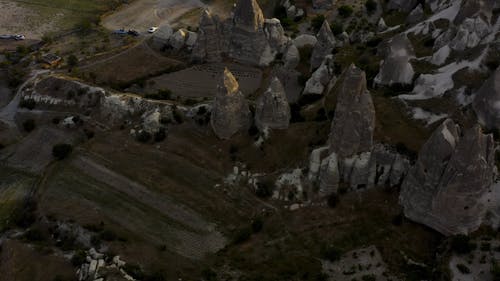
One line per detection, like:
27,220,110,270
293,34,317,48
473,67,500,129
311,21,335,70
191,10,223,62
284,42,300,69
210,68,251,139
328,64,375,158
400,119,496,235
255,77,290,130
303,55,335,95
374,34,415,86
318,152,340,196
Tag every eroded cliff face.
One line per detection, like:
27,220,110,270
192,0,289,66
400,119,496,235
255,77,290,131
210,68,251,139
473,67,500,130
328,64,376,158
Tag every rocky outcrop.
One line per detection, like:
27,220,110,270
303,55,335,95
293,34,317,48
400,119,496,235
406,4,425,24
328,64,375,158
211,68,251,139
151,24,173,49
170,29,187,50
374,34,415,86
310,21,336,70
284,42,300,69
192,1,289,66
312,0,334,10
192,10,224,62
386,0,418,12
473,67,500,129
377,18,387,32
449,17,491,51
255,77,290,130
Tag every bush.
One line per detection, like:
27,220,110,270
233,227,252,244
311,15,326,32
456,264,471,274
251,218,263,233
331,22,344,36
173,109,184,124
365,0,377,14
145,89,172,100
451,235,474,254
338,5,354,18
492,262,500,281
71,250,87,266
123,263,145,280
67,55,78,68
154,128,167,142
321,246,341,261
136,130,152,143
201,268,217,281
23,227,45,242
99,229,117,241
19,98,36,110
255,181,273,198
52,144,73,160
22,119,36,132
10,198,37,228
327,193,339,208
362,275,376,281
248,124,259,136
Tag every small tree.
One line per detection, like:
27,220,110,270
22,119,35,132
67,55,78,68
365,0,377,14
311,15,326,32
52,143,73,160
338,5,354,18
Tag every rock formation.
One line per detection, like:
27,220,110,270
211,68,251,139
312,0,334,10
473,67,500,129
303,55,335,95
449,17,491,51
400,119,496,235
310,21,335,70
170,29,187,50
255,77,290,130
192,1,289,66
151,24,173,49
328,64,375,158
293,34,317,48
406,4,425,24
374,34,415,86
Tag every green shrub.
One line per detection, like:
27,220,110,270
331,22,344,36
321,246,341,261
136,130,152,143
71,250,87,266
123,263,145,280
338,5,354,18
311,15,326,32
451,235,475,254
327,193,339,208
22,119,35,132
19,98,36,110
52,144,73,160
67,55,78,68
233,227,252,244
492,262,500,281
251,218,264,233
456,264,471,274
365,0,377,14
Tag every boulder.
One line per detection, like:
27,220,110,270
473,67,500,129
211,68,251,139
284,42,300,69
264,18,290,54
310,21,336,70
377,18,388,32
169,29,187,50
318,152,340,196
308,146,329,181
400,119,496,235
292,34,317,48
185,31,198,49
303,55,335,95
328,64,375,158
449,17,491,51
255,77,290,130
151,24,173,49
374,34,415,86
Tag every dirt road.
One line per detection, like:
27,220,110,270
102,0,207,31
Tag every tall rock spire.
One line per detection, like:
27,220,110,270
211,68,251,139
310,20,335,70
255,77,290,130
233,0,265,32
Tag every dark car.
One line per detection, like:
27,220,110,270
127,30,140,36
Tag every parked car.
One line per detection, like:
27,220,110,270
14,35,25,40
112,29,128,35
128,30,140,36
148,26,158,33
